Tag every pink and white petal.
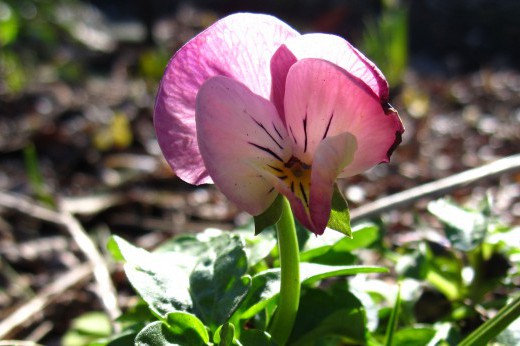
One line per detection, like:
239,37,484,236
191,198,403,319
282,58,358,161
270,33,389,119
196,76,292,215
283,58,403,177
269,177,316,233
155,13,299,185
308,133,357,235
337,107,403,178
251,131,358,235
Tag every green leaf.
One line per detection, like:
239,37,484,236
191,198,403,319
105,331,140,346
236,264,387,320
459,295,520,346
392,327,435,346
135,319,208,346
154,229,223,256
88,323,146,346
426,322,460,346
300,223,379,264
214,323,236,346
189,234,251,330
236,270,281,320
23,143,54,206
326,184,352,237
0,1,18,46
361,6,408,86
395,250,429,280
115,299,154,326
0,49,26,92
107,237,124,261
233,226,277,266
240,329,274,345
495,316,520,346
428,199,487,251
384,285,401,346
164,312,210,344
289,287,367,345
423,242,463,301
62,312,111,346
333,223,380,251
254,194,283,235
300,263,388,285
108,236,193,316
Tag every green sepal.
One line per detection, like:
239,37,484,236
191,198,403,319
254,193,283,235
326,184,352,238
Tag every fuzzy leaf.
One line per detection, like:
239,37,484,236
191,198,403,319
428,199,487,251
164,312,209,344
189,234,251,330
135,313,209,346
289,287,367,344
108,236,193,316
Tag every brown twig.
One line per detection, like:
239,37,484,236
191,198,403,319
56,207,121,328
351,154,520,222
0,192,62,224
0,264,92,340
0,192,121,329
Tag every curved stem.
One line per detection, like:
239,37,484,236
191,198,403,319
269,197,300,345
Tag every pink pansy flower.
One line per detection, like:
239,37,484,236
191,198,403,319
154,13,404,235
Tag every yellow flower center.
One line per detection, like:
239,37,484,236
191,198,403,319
269,155,312,208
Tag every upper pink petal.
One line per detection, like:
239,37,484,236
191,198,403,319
283,58,403,179
196,76,292,216
270,33,390,119
154,13,299,185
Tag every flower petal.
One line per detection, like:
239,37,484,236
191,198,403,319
308,133,357,234
196,76,292,215
283,58,403,178
270,33,389,119
257,132,357,235
155,13,299,185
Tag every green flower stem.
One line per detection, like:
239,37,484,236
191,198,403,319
269,196,300,345
459,294,520,346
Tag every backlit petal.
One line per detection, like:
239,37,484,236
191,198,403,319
263,133,357,235
155,13,298,185
196,76,291,215
308,133,357,234
270,33,389,119
283,58,403,178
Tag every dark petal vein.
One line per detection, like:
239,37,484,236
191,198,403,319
272,122,284,140
250,116,283,150
289,126,298,145
299,181,309,206
267,164,283,172
303,116,308,153
322,113,334,139
248,142,284,162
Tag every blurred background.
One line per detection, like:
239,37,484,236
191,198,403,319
0,0,519,344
